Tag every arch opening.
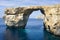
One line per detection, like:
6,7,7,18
26,10,44,29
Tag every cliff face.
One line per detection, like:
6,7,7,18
3,4,60,35
43,5,60,35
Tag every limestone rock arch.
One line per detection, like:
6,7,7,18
3,4,60,36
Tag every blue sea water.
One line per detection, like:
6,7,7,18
0,18,60,40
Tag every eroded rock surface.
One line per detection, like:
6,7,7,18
3,4,60,35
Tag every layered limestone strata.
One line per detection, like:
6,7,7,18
3,4,60,35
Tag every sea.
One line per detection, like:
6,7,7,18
0,18,60,40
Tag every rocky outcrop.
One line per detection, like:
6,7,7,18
3,4,60,36
3,6,43,28
43,5,60,36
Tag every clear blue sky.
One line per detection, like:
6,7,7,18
0,0,60,18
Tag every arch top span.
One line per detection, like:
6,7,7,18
3,4,60,36
5,4,60,15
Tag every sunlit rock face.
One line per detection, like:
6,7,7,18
43,5,60,36
3,4,60,36
4,7,29,28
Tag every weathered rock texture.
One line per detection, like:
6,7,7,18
3,4,60,35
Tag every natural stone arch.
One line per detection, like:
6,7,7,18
3,4,60,36
23,8,45,27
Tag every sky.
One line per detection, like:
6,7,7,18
0,0,60,18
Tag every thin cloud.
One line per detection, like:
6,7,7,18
0,0,60,7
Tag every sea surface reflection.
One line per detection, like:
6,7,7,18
44,30,60,40
0,18,60,40
5,29,27,40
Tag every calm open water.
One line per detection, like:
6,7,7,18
0,18,60,40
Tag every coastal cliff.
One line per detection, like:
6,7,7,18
3,4,60,36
